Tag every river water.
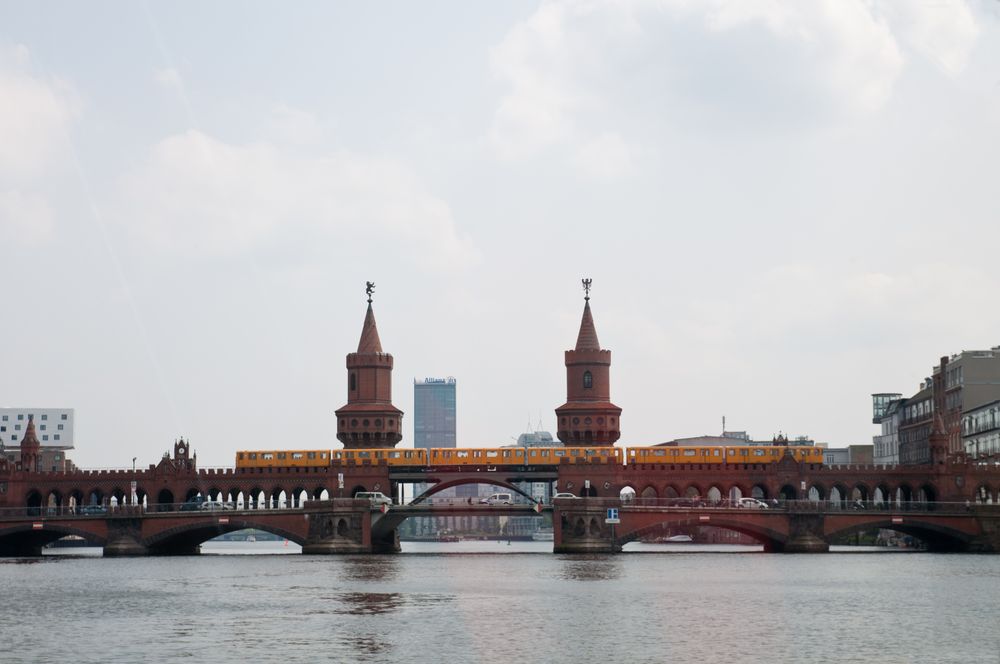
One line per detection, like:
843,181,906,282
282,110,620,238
2,542,998,663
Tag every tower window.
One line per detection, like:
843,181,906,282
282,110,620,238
350,373,357,391
583,371,593,389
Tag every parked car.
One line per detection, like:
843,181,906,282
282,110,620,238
552,493,579,500
480,493,514,505
79,504,107,515
198,500,228,511
179,496,206,511
355,491,392,507
738,497,769,509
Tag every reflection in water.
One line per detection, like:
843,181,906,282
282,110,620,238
335,592,405,615
558,554,623,581
341,634,393,658
343,556,400,582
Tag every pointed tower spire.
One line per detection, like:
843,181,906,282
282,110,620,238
555,279,621,447
336,281,403,449
357,303,383,353
19,415,41,472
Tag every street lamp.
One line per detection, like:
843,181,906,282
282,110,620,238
131,457,137,508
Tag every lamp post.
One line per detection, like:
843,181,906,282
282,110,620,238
131,457,137,508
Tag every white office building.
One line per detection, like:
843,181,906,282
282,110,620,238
0,408,75,450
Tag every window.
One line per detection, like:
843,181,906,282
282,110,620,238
0,426,4,432
1,415,6,421
61,414,67,420
40,425,46,431
58,424,63,431
42,435,48,441
583,371,593,388
15,425,20,431
41,414,47,421
350,373,357,391
17,414,23,421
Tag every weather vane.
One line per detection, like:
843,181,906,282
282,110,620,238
365,281,375,304
582,278,592,301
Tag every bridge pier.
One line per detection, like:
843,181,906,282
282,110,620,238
771,514,830,553
553,507,622,554
103,518,150,557
301,507,385,554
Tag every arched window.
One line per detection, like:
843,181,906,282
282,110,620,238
583,371,593,389
349,373,357,391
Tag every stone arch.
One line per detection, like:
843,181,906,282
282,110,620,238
313,487,331,501
156,488,175,511
336,518,349,537
248,487,265,509
620,485,637,503
88,488,105,506
778,485,797,501
68,489,85,513
807,485,825,502
896,484,913,506
46,489,64,513
587,516,601,537
851,484,870,503
349,485,368,499
184,488,201,502
25,489,43,515
974,484,993,504
873,483,891,506
830,484,849,509
684,485,701,499
640,485,658,500
291,487,307,508
706,486,722,505
572,517,586,537
750,484,768,500
917,484,936,507
726,486,745,504
663,485,680,499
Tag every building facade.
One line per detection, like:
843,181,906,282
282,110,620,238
962,399,1000,460
413,378,457,450
0,408,75,450
872,395,905,465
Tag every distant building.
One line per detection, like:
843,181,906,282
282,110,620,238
0,408,75,450
872,394,905,464
413,377,456,450
822,445,873,465
962,399,999,460
656,432,817,448
898,383,934,465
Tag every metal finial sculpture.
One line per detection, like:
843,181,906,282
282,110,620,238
365,281,375,304
582,278,592,301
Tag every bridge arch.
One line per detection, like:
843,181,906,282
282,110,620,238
873,483,891,506
778,485,797,501
143,518,307,555
156,489,175,511
0,522,108,553
750,484,769,500
807,485,825,502
25,489,43,515
616,515,786,551
684,485,702,499
705,486,723,505
640,485,658,500
663,485,680,499
825,517,970,552
411,477,535,504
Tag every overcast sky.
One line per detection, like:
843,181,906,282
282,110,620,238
2,1,999,467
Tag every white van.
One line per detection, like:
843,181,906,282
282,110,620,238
479,493,514,505
356,491,392,507
738,497,769,509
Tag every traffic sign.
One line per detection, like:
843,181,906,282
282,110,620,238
534,502,543,513
605,507,620,524
380,503,389,514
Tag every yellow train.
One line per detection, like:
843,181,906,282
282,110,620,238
627,445,824,465
236,445,820,469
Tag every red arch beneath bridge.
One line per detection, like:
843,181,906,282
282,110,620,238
411,477,537,504
613,514,789,550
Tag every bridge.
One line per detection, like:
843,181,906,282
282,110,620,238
3,441,1000,556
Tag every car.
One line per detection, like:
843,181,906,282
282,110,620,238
738,498,769,509
479,493,514,505
179,496,206,511
198,500,228,511
355,491,392,507
79,504,107,515
552,493,579,500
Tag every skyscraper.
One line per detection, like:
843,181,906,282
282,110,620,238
413,377,457,449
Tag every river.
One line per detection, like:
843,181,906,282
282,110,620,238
2,542,997,663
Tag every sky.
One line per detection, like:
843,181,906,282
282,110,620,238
2,1,999,468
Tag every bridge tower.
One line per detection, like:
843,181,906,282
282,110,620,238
336,283,403,449
18,416,41,472
555,279,621,446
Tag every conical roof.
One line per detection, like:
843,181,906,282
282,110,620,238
574,300,601,351
357,303,384,353
22,416,40,447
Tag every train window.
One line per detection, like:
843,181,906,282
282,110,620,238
277,453,287,460
571,449,580,456
358,452,371,458
670,450,678,456
321,452,329,459
753,450,765,457
683,450,696,457
307,452,316,459
292,453,304,460
457,451,469,458
389,452,400,459
654,450,665,457
263,453,274,460
712,449,720,456
487,451,499,458
555,450,566,457
249,453,257,460
772,450,779,457
238,453,244,460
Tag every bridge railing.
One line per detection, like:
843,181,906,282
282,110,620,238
550,497,1000,514
0,498,375,519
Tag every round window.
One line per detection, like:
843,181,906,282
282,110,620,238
572,417,580,425
375,418,382,427
584,417,592,425
362,419,370,427
597,417,605,424
351,419,358,427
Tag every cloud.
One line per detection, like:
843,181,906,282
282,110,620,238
488,0,983,163
114,130,478,268
0,44,78,182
